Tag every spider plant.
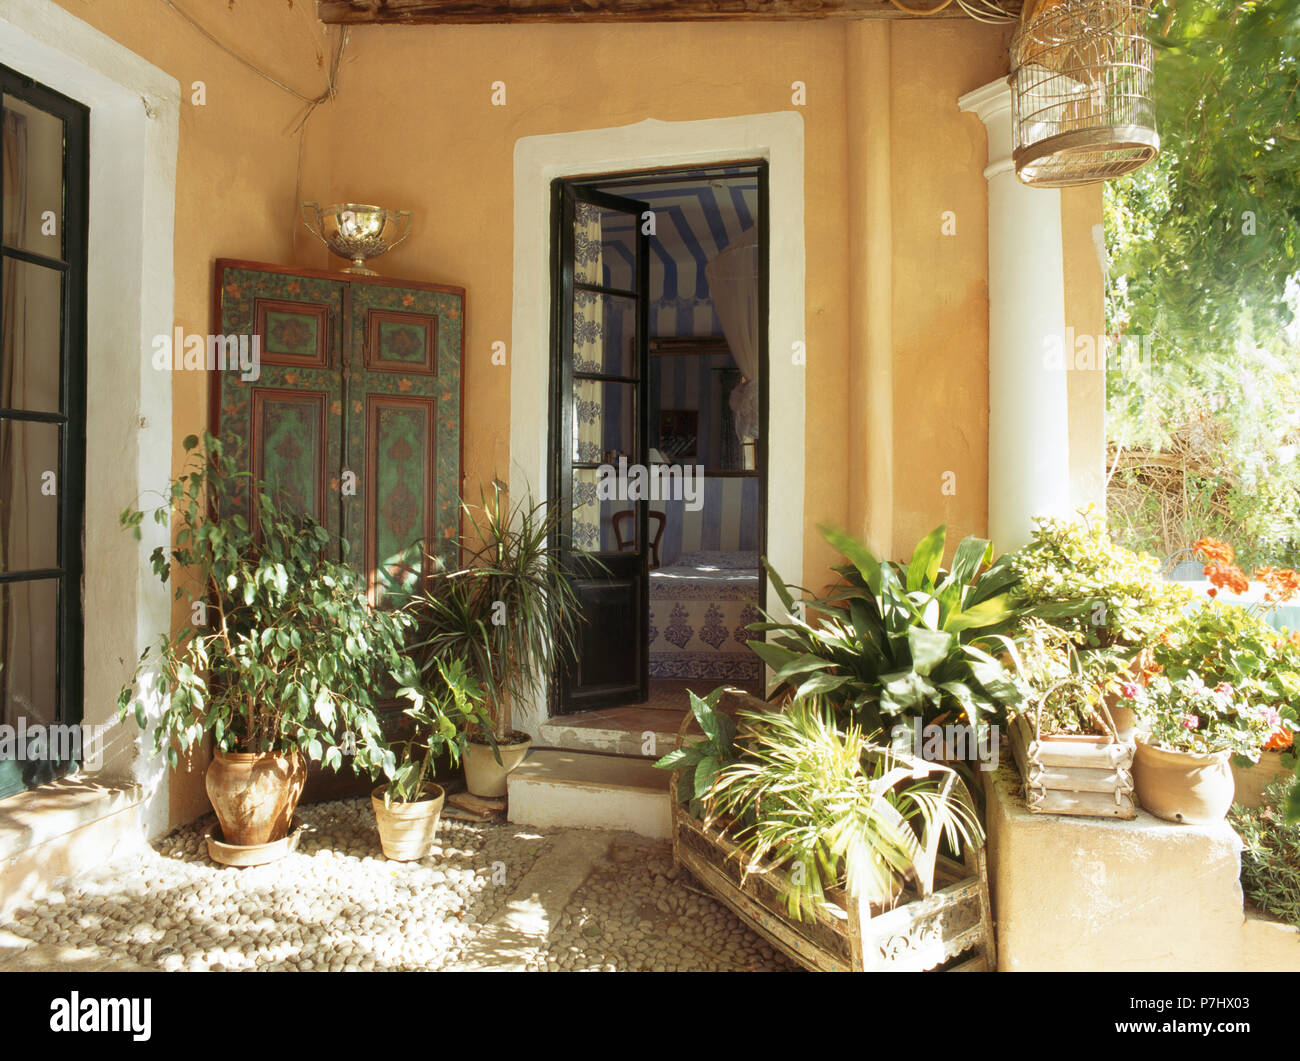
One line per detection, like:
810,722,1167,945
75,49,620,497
707,698,984,922
406,484,584,746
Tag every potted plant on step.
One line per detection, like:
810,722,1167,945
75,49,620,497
118,433,415,864
372,656,487,860
1126,672,1277,824
409,484,583,798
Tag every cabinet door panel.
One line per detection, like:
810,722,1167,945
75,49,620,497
345,282,462,588
365,396,436,605
215,266,345,550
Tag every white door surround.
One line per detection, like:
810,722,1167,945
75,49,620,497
0,0,179,838
509,113,807,731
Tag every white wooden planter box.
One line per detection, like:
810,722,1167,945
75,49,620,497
1009,714,1137,819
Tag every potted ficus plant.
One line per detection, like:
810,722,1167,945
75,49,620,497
409,484,583,798
372,656,487,861
117,433,414,863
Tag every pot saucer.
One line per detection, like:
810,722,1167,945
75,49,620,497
204,816,310,867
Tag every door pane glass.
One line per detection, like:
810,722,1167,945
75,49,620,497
1,257,63,412
0,418,61,572
0,577,59,732
573,290,636,377
574,201,637,291
571,378,636,466
572,467,640,554
2,94,65,257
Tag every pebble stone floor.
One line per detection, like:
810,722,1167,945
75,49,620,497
0,798,793,972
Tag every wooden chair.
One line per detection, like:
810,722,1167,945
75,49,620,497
612,509,666,569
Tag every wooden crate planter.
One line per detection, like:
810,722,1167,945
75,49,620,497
668,693,996,972
673,809,996,971
1008,684,1136,820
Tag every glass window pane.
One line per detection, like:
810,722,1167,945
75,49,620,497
573,291,636,377
0,418,61,572
1,257,63,412
574,201,637,292
2,94,65,258
571,378,637,467
571,468,638,554
0,577,59,731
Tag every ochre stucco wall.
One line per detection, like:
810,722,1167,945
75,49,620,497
39,3,1099,827
46,0,338,825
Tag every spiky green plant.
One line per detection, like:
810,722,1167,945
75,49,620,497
706,699,984,922
406,483,583,745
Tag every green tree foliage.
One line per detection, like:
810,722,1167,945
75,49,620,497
1105,0,1300,565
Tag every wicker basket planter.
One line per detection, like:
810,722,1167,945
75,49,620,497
1009,682,1136,820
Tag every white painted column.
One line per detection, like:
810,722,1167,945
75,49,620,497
960,79,1072,552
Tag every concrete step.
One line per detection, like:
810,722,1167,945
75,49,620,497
538,715,685,759
507,748,673,839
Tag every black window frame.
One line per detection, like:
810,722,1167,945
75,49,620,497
0,64,89,800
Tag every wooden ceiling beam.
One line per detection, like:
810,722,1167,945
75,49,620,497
317,0,1023,25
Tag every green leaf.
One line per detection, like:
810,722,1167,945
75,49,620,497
820,525,883,597
908,627,956,676
948,536,993,587
906,525,947,593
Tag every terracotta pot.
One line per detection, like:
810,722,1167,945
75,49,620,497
1230,749,1295,811
205,749,306,846
1132,741,1234,824
372,784,445,861
464,737,532,798
1105,702,1141,743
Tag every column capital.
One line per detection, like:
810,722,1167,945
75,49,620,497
959,77,1015,180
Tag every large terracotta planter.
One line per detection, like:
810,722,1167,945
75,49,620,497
1132,741,1234,824
463,736,531,798
372,784,445,861
205,749,306,847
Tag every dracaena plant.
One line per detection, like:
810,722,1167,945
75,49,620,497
116,432,416,778
750,524,1029,735
406,483,584,747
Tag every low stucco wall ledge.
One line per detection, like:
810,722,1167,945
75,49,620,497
983,763,1263,971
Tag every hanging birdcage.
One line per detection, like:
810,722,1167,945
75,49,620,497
1010,0,1159,187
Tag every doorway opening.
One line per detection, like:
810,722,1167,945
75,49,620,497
549,163,769,733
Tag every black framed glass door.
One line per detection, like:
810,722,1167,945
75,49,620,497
0,66,89,798
550,182,650,714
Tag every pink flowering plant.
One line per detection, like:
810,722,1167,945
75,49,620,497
1128,672,1277,760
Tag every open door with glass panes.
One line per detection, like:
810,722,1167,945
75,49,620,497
550,182,651,714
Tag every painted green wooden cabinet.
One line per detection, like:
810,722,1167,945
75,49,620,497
211,259,464,602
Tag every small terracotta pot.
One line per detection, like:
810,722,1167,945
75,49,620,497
463,737,532,798
1132,741,1234,824
372,784,445,861
1105,703,1141,743
205,748,306,846
1230,749,1295,811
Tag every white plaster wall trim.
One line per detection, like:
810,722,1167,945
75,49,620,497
510,113,806,730
0,0,179,837
960,78,1072,553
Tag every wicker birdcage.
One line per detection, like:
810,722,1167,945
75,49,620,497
1009,0,1159,187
